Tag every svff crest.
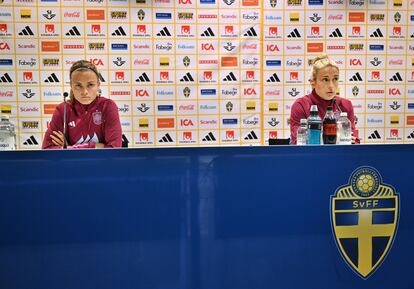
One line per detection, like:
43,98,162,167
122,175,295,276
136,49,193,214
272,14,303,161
331,166,399,279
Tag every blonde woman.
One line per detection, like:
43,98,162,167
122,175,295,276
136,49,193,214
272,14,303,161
289,55,358,144
42,60,122,149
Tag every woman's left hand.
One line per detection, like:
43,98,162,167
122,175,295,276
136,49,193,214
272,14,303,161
50,130,65,147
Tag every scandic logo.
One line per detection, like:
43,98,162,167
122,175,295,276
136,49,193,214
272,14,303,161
87,9,105,20
41,41,60,52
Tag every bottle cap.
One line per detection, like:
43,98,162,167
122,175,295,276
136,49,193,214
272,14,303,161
340,112,348,117
310,105,318,111
300,118,307,125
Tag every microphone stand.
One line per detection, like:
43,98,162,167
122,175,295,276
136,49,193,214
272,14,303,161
63,92,68,149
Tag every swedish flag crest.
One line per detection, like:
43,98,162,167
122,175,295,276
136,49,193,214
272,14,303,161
331,166,399,279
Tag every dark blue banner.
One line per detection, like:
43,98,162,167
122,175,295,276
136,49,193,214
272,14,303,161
0,145,413,289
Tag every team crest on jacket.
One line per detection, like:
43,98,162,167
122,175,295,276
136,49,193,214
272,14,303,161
92,111,102,125
330,166,399,279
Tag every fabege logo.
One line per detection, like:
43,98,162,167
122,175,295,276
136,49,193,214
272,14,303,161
331,166,399,279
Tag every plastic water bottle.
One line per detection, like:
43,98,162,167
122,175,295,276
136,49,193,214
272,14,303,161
323,106,337,144
296,118,307,145
0,114,17,151
307,105,322,145
337,112,352,144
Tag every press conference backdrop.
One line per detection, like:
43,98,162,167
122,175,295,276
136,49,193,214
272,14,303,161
1,0,414,149
0,145,413,289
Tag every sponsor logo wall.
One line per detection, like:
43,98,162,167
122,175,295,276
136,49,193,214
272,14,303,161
0,0,413,148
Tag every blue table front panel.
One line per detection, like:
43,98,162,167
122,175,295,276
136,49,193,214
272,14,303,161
0,145,412,289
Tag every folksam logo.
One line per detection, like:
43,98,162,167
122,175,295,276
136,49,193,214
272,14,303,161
331,166,399,279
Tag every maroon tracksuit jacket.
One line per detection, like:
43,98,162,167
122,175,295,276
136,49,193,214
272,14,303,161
290,89,358,144
42,96,122,149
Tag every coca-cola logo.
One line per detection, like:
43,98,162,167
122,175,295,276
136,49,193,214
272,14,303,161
0,91,13,97
64,11,81,18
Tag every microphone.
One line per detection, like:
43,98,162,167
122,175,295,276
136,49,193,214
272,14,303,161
63,92,68,149
331,97,342,115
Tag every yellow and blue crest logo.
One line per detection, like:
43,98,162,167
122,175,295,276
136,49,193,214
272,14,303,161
331,166,399,279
